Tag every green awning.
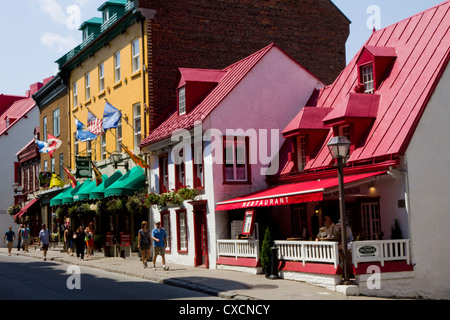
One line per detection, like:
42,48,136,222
50,184,78,207
104,167,146,197
62,183,83,205
73,179,97,202
90,173,122,200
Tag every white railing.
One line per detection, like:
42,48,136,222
216,239,260,261
275,240,340,268
351,239,410,267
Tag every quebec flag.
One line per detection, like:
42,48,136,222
102,101,121,131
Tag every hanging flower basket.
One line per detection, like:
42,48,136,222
7,205,21,216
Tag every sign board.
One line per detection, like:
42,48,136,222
242,209,256,235
120,232,131,246
355,244,380,260
75,156,91,179
106,232,116,246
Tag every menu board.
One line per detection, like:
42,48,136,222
242,209,256,235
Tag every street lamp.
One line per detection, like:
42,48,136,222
110,151,129,170
327,136,352,285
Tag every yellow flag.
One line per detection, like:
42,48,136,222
122,145,150,169
49,174,65,188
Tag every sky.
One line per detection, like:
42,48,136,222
0,0,446,97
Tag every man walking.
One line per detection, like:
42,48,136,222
151,221,169,271
3,226,15,256
39,224,51,261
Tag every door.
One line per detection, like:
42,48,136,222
193,203,208,268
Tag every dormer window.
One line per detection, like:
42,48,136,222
103,9,110,22
296,136,307,171
178,86,186,115
361,64,374,93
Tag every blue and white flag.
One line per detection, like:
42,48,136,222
36,139,50,153
102,101,121,130
75,119,97,142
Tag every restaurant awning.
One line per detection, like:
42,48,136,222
14,198,40,219
90,172,122,200
215,171,386,211
50,185,77,207
104,167,146,197
62,183,83,205
73,179,96,202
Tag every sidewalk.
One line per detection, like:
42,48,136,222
0,245,385,300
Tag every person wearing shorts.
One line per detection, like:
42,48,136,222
151,221,168,270
138,221,151,268
3,226,15,256
39,224,50,261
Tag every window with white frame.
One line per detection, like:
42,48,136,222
161,211,171,253
131,38,140,73
116,118,122,152
73,82,78,107
361,64,374,93
87,140,92,158
85,72,90,100
178,86,186,115
114,51,121,83
192,143,204,189
297,135,307,171
43,116,48,142
133,103,141,149
74,133,79,156
44,160,48,173
175,149,186,190
159,155,169,194
53,108,60,137
99,62,105,92
101,134,106,160
361,202,381,240
224,136,249,182
59,153,64,179
176,209,188,252
51,157,55,173
103,8,110,22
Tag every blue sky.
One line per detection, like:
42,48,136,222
0,0,445,96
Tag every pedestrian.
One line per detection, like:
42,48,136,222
38,224,50,261
21,224,30,252
73,226,86,260
138,221,151,268
3,226,15,256
17,224,23,251
84,222,95,259
151,221,169,271
64,226,74,256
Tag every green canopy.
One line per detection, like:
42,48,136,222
89,173,122,200
62,183,83,205
104,167,146,197
73,179,97,202
50,184,79,206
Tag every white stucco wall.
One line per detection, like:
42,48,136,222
404,63,450,299
0,107,39,247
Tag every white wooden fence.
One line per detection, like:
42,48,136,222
275,240,340,268
216,239,260,260
351,239,410,267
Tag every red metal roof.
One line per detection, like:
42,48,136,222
300,0,450,170
140,43,281,147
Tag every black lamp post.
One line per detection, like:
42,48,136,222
327,136,352,285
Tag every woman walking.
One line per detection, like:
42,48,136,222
138,221,151,268
73,226,86,260
84,222,95,259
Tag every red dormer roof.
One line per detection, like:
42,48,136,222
178,68,227,87
298,0,450,170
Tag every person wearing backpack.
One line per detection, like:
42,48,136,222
21,224,30,252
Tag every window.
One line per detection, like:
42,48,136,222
159,154,169,194
192,143,204,189
74,133,79,156
103,8,110,22
114,51,121,83
116,118,122,152
35,163,40,191
85,72,90,100
361,202,381,240
101,134,106,160
176,209,188,253
43,116,47,142
133,103,141,149
73,82,78,107
87,140,92,158
296,136,307,171
291,205,307,238
131,38,140,73
178,86,186,115
53,108,60,137
224,137,249,183
361,64,374,94
161,211,171,253
59,154,64,179
51,158,55,173
175,149,186,190
99,62,105,92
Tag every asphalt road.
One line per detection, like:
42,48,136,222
0,254,223,300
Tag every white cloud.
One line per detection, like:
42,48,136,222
40,32,78,54
29,0,67,25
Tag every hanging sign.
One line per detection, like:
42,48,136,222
75,156,91,178
242,209,256,235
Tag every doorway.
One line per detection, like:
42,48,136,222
193,201,208,268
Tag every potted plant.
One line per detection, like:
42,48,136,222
144,192,162,208
7,204,21,217
177,186,199,201
260,226,273,278
160,191,183,207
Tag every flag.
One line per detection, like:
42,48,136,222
39,172,52,188
47,133,62,158
49,174,65,188
36,140,50,154
102,101,122,130
75,118,97,142
122,145,150,169
90,160,103,186
88,111,104,135
63,166,77,189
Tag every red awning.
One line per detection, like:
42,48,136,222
14,198,39,219
215,171,386,211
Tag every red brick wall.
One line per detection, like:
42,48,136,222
137,0,350,128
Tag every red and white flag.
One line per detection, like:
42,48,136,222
87,111,104,135
47,133,62,158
